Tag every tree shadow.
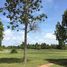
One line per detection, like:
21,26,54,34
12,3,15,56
0,58,23,63
46,59,67,67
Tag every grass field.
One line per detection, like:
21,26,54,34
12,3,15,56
0,49,67,67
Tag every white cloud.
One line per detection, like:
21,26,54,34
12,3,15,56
45,33,56,39
43,33,58,44
2,29,24,46
43,32,58,44
2,29,58,46
28,32,58,44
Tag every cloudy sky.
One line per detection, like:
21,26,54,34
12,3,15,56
0,0,67,46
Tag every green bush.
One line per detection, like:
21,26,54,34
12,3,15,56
10,49,17,53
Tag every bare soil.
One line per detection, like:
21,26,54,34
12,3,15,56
39,63,53,67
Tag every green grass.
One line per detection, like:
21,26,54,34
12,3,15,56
0,49,67,67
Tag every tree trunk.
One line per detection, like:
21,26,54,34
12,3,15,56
24,23,28,64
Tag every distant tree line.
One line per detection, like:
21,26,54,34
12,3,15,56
3,42,67,50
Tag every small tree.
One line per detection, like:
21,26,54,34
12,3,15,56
20,42,24,49
10,48,17,53
0,19,4,46
1,0,47,63
35,42,41,49
41,43,46,49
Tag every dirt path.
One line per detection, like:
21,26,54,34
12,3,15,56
39,63,53,67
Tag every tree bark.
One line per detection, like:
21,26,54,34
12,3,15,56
24,23,28,64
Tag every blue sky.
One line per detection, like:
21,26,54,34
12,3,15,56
0,0,67,46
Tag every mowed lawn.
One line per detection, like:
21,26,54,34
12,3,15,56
0,49,67,67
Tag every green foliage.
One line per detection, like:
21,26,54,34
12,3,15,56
55,10,67,49
19,42,24,49
35,43,41,50
2,0,47,31
62,10,67,27
55,22,66,41
10,48,17,53
41,43,47,49
57,44,66,49
2,0,47,62
55,22,66,49
0,19,4,46
62,10,67,43
27,44,35,49
19,43,61,49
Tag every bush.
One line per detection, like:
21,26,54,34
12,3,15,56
10,49,17,53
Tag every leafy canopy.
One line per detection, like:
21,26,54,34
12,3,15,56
55,22,66,41
2,0,47,31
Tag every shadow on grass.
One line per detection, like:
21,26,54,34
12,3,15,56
0,58,23,63
46,59,67,67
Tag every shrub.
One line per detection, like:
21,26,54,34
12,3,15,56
10,48,17,53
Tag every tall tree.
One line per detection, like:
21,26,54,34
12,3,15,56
1,0,47,63
55,22,66,49
0,19,4,46
62,10,67,43
62,10,67,27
